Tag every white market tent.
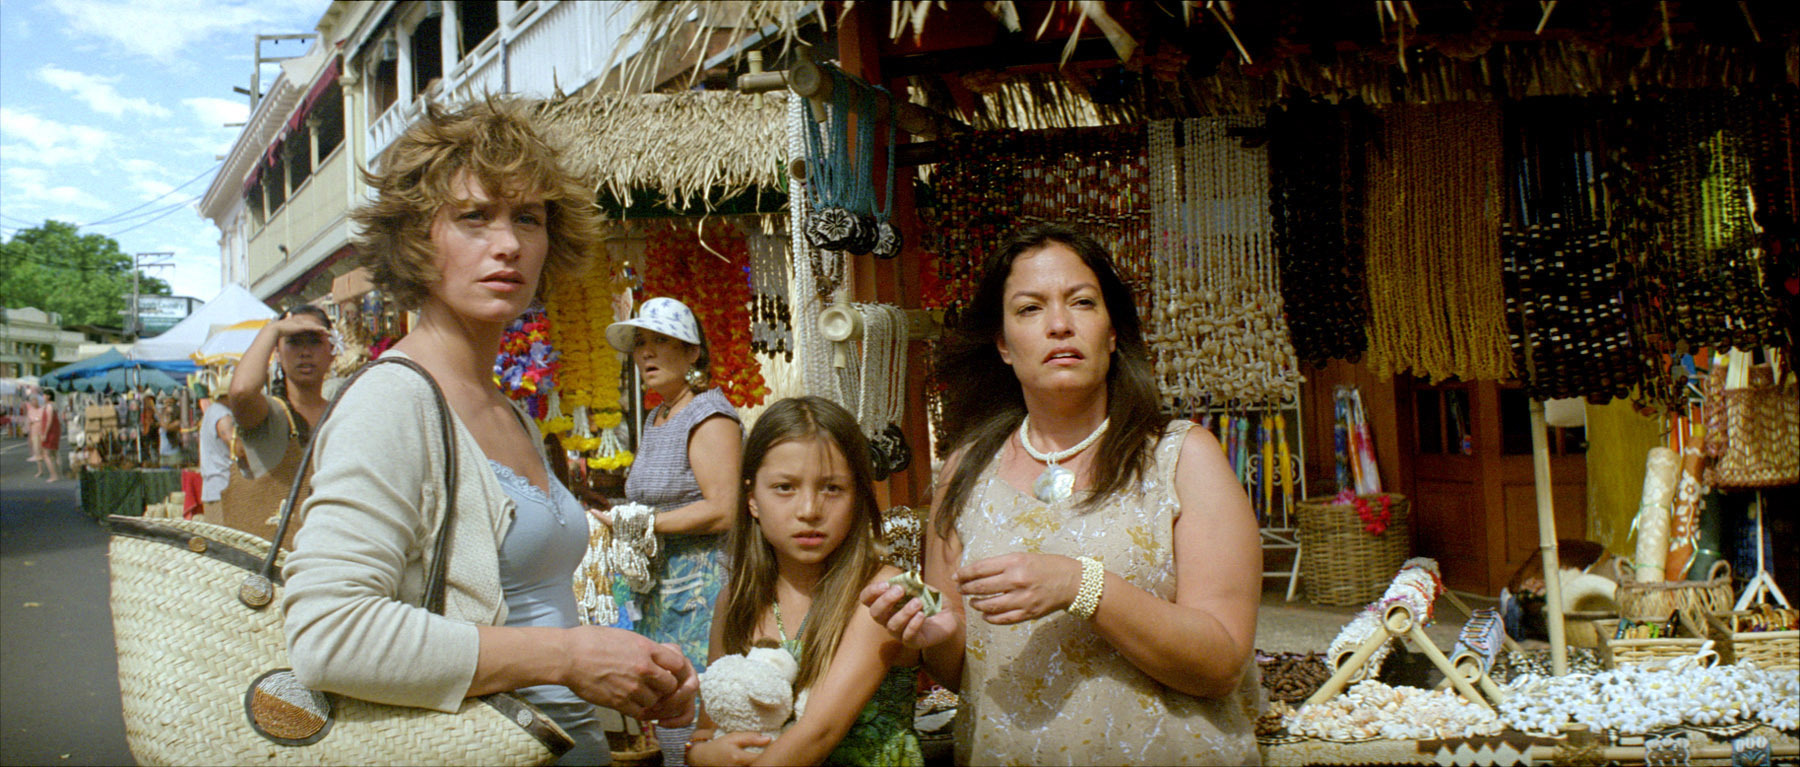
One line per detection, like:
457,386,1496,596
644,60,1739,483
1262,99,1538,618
130,285,276,365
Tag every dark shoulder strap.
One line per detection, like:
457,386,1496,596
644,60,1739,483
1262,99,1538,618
255,356,461,615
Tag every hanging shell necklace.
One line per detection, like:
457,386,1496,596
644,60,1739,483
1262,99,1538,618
1018,415,1109,503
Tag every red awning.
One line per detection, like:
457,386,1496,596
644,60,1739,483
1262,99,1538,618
241,56,341,197
287,57,342,135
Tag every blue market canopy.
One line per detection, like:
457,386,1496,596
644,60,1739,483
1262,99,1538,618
39,350,188,393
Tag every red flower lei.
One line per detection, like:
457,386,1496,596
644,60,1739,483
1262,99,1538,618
1355,494,1393,535
641,221,767,409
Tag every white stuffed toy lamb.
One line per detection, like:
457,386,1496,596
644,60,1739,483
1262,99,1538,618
699,646,800,746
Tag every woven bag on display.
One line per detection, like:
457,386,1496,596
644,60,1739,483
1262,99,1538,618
1713,364,1799,489
108,357,572,765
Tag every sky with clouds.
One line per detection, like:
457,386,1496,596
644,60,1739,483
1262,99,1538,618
2,0,332,304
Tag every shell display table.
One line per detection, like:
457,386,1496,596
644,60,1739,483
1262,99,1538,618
1260,725,1797,766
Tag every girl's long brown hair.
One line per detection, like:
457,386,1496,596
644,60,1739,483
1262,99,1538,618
719,396,885,692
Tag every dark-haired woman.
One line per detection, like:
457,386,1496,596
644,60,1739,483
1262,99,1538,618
863,223,1262,764
605,296,742,767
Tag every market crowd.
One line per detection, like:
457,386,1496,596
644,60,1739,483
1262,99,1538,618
91,99,1266,767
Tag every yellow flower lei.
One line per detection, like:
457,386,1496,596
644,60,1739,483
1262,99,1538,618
545,258,632,468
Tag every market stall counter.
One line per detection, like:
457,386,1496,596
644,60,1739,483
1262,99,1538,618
80,467,182,521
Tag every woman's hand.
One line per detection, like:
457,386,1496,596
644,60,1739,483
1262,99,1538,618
685,732,770,766
860,581,960,648
560,627,698,725
586,508,612,527
270,312,330,339
954,552,1083,625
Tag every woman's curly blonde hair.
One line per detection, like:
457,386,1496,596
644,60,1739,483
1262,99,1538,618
350,96,604,310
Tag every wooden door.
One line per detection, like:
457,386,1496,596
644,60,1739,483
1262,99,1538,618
1404,380,1587,594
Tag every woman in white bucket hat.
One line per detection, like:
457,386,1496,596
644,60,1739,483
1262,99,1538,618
606,296,743,767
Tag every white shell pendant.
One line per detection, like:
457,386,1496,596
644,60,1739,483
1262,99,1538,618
1034,462,1076,503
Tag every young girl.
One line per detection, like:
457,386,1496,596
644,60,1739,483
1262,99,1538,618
687,396,922,767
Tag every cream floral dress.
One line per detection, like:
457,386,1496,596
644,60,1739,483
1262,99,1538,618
954,420,1261,766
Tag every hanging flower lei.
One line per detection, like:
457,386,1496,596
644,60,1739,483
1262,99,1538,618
641,221,767,409
545,262,632,471
493,308,559,421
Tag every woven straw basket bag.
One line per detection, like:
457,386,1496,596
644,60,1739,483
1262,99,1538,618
108,358,571,765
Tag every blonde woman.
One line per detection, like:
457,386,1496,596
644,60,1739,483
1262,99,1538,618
282,99,696,765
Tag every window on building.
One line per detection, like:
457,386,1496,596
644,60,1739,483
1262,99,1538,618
285,131,312,189
314,81,345,159
266,169,287,211
458,1,500,58
370,42,399,117
247,182,266,229
411,15,443,96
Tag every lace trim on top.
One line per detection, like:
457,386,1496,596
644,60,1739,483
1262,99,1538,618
487,459,565,526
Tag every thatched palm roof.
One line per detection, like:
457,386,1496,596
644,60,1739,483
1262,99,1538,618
606,1,1798,130
536,90,788,211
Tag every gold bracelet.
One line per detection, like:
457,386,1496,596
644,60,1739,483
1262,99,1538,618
1068,556,1104,620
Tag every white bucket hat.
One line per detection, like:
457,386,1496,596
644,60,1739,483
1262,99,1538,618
605,296,702,352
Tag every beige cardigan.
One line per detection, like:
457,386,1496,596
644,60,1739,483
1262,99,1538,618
282,352,529,713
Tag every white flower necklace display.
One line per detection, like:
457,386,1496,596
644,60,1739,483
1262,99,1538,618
1018,415,1109,503
1497,645,1800,736
607,502,659,594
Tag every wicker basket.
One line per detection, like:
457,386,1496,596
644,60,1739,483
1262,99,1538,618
1594,617,1729,669
1295,494,1411,606
1709,612,1799,671
1612,559,1734,627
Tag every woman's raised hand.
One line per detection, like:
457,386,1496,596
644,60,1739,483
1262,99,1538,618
561,627,698,725
860,581,960,649
954,552,1082,625
270,312,330,339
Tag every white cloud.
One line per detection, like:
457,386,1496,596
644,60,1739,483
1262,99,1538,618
50,0,326,63
120,158,168,176
0,108,114,165
133,178,177,201
1,167,110,210
37,65,171,118
183,96,249,128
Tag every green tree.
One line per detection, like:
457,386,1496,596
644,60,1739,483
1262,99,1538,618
0,220,171,327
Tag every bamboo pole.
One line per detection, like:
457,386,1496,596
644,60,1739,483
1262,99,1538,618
1305,628,1390,707
1406,620,1493,711
1529,399,1570,676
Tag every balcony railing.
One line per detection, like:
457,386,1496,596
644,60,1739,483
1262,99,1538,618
246,147,350,288
365,0,631,161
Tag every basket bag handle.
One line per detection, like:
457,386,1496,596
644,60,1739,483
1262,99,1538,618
242,355,459,612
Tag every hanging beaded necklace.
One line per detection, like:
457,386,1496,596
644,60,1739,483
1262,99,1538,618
1146,117,1300,410
789,94,842,401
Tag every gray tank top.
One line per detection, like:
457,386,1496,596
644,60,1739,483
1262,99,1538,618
491,458,611,765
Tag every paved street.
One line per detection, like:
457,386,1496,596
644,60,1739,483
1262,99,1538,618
0,438,134,765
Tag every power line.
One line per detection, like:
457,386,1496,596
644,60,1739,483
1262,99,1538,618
100,195,203,238
80,162,221,228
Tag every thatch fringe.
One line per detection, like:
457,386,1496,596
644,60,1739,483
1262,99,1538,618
536,90,788,212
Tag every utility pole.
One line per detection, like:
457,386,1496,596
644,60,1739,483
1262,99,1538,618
129,252,175,339
246,33,317,112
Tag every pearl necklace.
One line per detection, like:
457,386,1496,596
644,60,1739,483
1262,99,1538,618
1018,415,1109,503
